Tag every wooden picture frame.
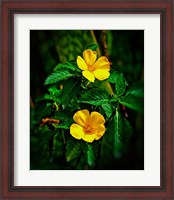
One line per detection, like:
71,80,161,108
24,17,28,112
1,0,173,199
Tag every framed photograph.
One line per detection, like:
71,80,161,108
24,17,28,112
1,0,173,199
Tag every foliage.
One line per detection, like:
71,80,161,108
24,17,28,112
30,30,144,170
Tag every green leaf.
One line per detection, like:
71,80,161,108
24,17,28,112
115,73,126,97
35,87,62,104
105,109,133,159
101,103,113,118
86,43,98,51
126,82,144,98
35,102,53,120
60,78,81,108
48,86,62,96
107,71,119,83
38,126,55,145
93,80,114,96
81,141,99,168
113,109,123,158
54,62,81,73
44,69,74,85
78,88,110,106
122,117,133,143
52,130,64,159
35,94,52,103
119,93,144,113
54,30,94,63
98,136,114,169
38,124,50,133
75,154,86,170
54,111,73,121
48,86,62,104
66,139,82,162
52,121,73,129
108,71,126,97
86,143,95,167
53,111,74,129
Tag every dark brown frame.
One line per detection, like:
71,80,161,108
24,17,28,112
1,0,173,199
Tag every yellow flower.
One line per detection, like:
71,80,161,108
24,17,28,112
77,49,110,82
70,109,106,143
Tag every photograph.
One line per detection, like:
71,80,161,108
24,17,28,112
30,30,144,170
1,0,174,199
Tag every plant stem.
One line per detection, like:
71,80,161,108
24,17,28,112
40,118,60,126
101,30,109,59
90,30,114,96
90,30,101,57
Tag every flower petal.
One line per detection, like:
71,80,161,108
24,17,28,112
93,69,110,81
88,111,105,129
70,123,85,140
83,49,97,67
82,134,95,143
92,56,110,70
73,109,90,127
82,70,95,82
77,56,88,70
93,124,106,140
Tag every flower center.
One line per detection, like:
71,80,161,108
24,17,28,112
88,65,94,72
84,124,94,134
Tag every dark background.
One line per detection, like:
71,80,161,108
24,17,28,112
30,30,144,170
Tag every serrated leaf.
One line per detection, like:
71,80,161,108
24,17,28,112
105,109,133,159
108,71,126,97
86,43,98,51
110,96,118,102
81,141,99,168
86,143,95,167
61,78,81,108
115,73,126,97
53,111,74,129
66,139,82,162
48,86,62,96
119,94,144,113
48,86,62,104
107,71,119,83
35,86,62,104
52,121,73,129
54,62,81,73
126,82,144,98
101,103,113,118
44,69,74,85
35,102,53,120
35,94,52,103
113,109,123,158
78,88,110,106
